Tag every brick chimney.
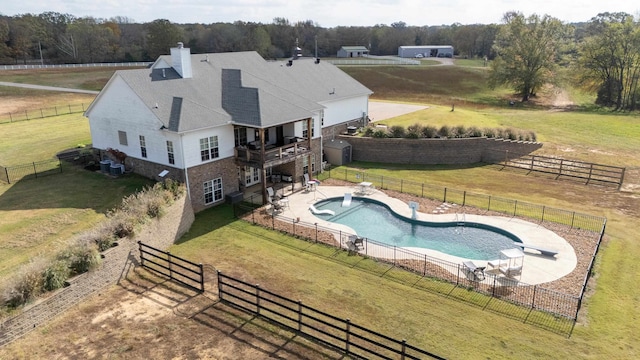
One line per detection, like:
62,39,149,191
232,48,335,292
170,42,192,79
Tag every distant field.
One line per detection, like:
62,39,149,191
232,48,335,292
0,67,141,91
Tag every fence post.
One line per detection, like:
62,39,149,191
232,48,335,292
25,110,29,120
9,112,12,122
55,106,58,116
345,318,351,354
33,162,37,178
401,339,407,360
570,212,575,229
40,109,44,118
59,158,62,173
293,218,296,235
251,207,255,224
423,254,427,276
541,206,546,223
138,241,144,267
513,200,517,216
256,284,261,315
463,191,466,206
217,271,223,300
315,223,318,243
344,168,347,181
488,196,491,211
5,167,10,184
68,104,72,113
421,183,424,198
297,300,303,332
400,179,403,193
168,252,173,280
199,263,204,292
444,187,447,203
532,285,537,309
381,175,384,189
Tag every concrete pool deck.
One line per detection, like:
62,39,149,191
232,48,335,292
271,185,577,286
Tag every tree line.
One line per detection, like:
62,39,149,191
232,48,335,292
2,11,640,110
0,13,496,64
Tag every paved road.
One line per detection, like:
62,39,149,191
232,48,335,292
368,101,428,122
0,81,99,95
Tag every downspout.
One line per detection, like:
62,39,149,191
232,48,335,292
179,133,191,202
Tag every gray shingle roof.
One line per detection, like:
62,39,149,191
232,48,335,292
98,51,372,133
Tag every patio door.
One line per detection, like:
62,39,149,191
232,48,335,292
244,166,261,186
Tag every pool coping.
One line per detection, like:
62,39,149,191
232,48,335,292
275,185,577,286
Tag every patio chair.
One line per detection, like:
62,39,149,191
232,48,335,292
462,261,485,281
353,237,364,250
303,173,311,191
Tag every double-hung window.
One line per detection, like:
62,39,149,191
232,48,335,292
139,135,147,158
200,136,219,161
204,178,223,204
166,140,175,165
302,120,315,138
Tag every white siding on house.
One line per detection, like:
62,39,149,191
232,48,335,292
88,76,185,168
181,125,235,168
321,96,368,127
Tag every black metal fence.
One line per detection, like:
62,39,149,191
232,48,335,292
138,241,205,293
236,205,585,322
485,149,625,189
317,168,606,233
0,103,88,124
217,271,445,360
0,159,63,184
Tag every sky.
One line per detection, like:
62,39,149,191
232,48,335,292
4,0,639,27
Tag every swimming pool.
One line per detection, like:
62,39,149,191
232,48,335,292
312,197,521,260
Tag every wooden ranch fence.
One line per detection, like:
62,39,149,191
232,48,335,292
486,150,625,189
217,271,446,360
138,241,205,293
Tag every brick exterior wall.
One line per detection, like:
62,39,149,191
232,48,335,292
341,136,542,165
321,118,366,140
187,157,239,212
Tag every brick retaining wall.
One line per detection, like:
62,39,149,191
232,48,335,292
341,136,542,165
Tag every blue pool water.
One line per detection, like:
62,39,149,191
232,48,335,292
312,197,521,260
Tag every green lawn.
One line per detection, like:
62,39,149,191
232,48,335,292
1,65,639,358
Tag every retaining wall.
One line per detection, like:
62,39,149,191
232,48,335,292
341,136,542,165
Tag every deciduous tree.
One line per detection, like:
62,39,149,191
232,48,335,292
489,12,571,101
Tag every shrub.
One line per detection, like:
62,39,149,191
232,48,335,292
372,129,388,138
505,128,518,140
42,260,71,291
58,240,101,276
468,126,483,137
363,127,375,137
529,131,537,142
3,259,47,308
407,123,423,138
389,125,406,138
438,125,452,138
454,125,467,138
422,125,438,138
483,128,496,138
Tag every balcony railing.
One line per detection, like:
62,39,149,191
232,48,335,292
235,142,310,166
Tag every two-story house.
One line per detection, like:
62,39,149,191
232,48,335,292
85,43,372,212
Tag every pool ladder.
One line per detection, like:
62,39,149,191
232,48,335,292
455,212,466,227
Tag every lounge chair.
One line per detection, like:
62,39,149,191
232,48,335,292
353,237,364,250
462,261,485,281
342,193,352,207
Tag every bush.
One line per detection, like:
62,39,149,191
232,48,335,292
43,260,71,291
438,125,452,138
483,128,496,138
363,127,375,137
389,125,406,138
3,259,47,308
454,125,467,138
422,125,438,138
58,240,102,276
372,129,388,138
468,126,483,137
505,128,518,140
407,123,423,139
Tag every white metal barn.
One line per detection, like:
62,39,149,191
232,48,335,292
337,46,370,58
398,45,454,58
